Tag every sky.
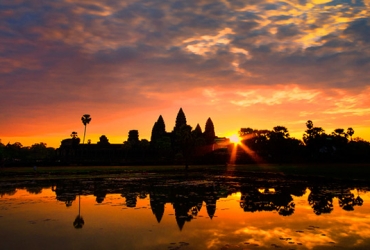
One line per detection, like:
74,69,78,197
1,0,370,148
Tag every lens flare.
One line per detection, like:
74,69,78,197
227,133,265,166
229,134,240,144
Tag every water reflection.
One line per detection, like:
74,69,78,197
73,195,84,229
1,173,370,249
1,176,368,221
240,187,296,216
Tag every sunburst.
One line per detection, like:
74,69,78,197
229,134,241,145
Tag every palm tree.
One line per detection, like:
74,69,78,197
347,127,354,141
306,120,313,130
73,195,84,229
333,128,346,137
81,114,92,144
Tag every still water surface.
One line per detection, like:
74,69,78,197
1,174,370,250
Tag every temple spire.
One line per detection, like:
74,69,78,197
173,108,187,132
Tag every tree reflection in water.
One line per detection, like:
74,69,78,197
240,187,297,216
308,187,334,215
308,186,365,215
73,195,84,229
337,188,364,211
1,173,368,225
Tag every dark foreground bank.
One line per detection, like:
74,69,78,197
1,164,370,181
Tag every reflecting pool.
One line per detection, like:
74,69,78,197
1,173,370,250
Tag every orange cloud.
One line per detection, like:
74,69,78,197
1,0,369,147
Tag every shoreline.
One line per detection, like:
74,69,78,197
1,163,370,181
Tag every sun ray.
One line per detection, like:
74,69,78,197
227,133,265,165
228,143,238,165
238,143,264,164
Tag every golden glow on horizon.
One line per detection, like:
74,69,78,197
229,134,241,144
2,84,370,148
2,0,370,150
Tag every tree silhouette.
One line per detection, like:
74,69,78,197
29,142,50,162
71,131,78,139
333,128,347,138
81,114,92,144
68,131,81,146
303,121,331,161
239,127,254,137
269,126,300,163
272,126,290,139
238,128,269,161
347,127,354,141
303,120,326,145
306,120,313,130
73,195,84,229
97,135,110,145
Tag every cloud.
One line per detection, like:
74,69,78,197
0,0,369,143
344,18,370,44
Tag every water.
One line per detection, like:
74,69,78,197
1,173,369,250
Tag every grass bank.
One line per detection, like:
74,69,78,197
1,164,370,181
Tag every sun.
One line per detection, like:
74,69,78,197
229,134,241,144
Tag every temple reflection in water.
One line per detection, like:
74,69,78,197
1,172,366,231
1,171,370,250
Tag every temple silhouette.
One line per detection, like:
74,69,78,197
57,108,230,165
2,109,369,166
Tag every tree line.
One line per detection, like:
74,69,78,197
1,111,369,166
236,120,370,163
0,142,56,166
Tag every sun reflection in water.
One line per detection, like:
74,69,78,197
1,177,370,250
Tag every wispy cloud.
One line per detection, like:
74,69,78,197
0,0,369,145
